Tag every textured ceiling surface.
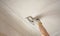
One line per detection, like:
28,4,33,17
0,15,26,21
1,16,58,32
0,0,60,36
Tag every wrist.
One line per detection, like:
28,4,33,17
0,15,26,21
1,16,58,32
34,18,42,25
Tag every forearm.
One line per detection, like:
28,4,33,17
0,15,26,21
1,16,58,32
37,21,49,36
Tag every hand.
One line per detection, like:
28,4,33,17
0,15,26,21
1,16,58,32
33,18,42,25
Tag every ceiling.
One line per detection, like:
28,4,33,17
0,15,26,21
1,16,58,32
0,0,60,36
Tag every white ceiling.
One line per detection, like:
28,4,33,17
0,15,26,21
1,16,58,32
0,0,60,36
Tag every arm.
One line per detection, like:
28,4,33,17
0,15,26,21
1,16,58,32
35,19,49,36
37,21,49,36
27,16,49,36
